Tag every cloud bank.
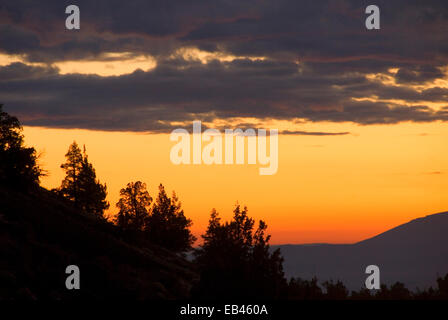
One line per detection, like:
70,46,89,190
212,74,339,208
1,0,448,132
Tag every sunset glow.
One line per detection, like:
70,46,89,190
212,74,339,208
3,0,448,246
24,120,448,244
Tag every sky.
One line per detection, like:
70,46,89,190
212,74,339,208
1,0,448,244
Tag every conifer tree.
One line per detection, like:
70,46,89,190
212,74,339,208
115,181,152,230
145,184,196,252
78,147,109,216
0,104,42,189
59,142,109,217
192,205,286,299
59,142,83,206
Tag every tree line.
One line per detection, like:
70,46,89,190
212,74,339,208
52,141,196,253
1,103,447,300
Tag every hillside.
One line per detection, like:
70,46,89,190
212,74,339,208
0,186,197,300
275,212,448,291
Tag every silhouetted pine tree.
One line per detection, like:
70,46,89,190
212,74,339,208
78,147,109,217
59,142,83,206
58,142,109,217
115,181,152,230
192,205,287,299
145,184,195,252
0,104,42,189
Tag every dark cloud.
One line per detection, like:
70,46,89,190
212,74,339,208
0,24,41,55
1,58,447,132
395,66,445,85
1,0,448,64
0,62,58,80
302,101,448,124
0,0,448,131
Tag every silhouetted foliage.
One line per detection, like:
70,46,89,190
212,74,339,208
115,181,152,231
350,287,373,300
375,282,412,300
0,104,42,189
286,277,448,300
145,184,196,253
192,205,287,299
286,272,448,300
287,277,323,300
322,280,349,300
58,142,109,217
413,287,439,300
59,142,83,205
436,273,448,299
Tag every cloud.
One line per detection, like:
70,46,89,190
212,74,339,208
0,0,448,132
1,57,448,132
0,62,58,80
395,66,445,85
302,101,448,124
2,1,448,64
0,24,40,54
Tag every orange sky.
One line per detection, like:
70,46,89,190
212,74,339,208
23,121,448,245
3,2,448,247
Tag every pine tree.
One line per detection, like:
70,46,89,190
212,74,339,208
77,146,109,217
115,181,152,230
59,142,109,217
59,142,83,206
192,204,286,299
0,104,42,189
145,184,196,252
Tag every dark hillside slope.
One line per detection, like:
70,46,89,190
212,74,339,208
0,186,197,300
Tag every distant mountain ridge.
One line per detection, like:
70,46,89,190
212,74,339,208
274,212,448,291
